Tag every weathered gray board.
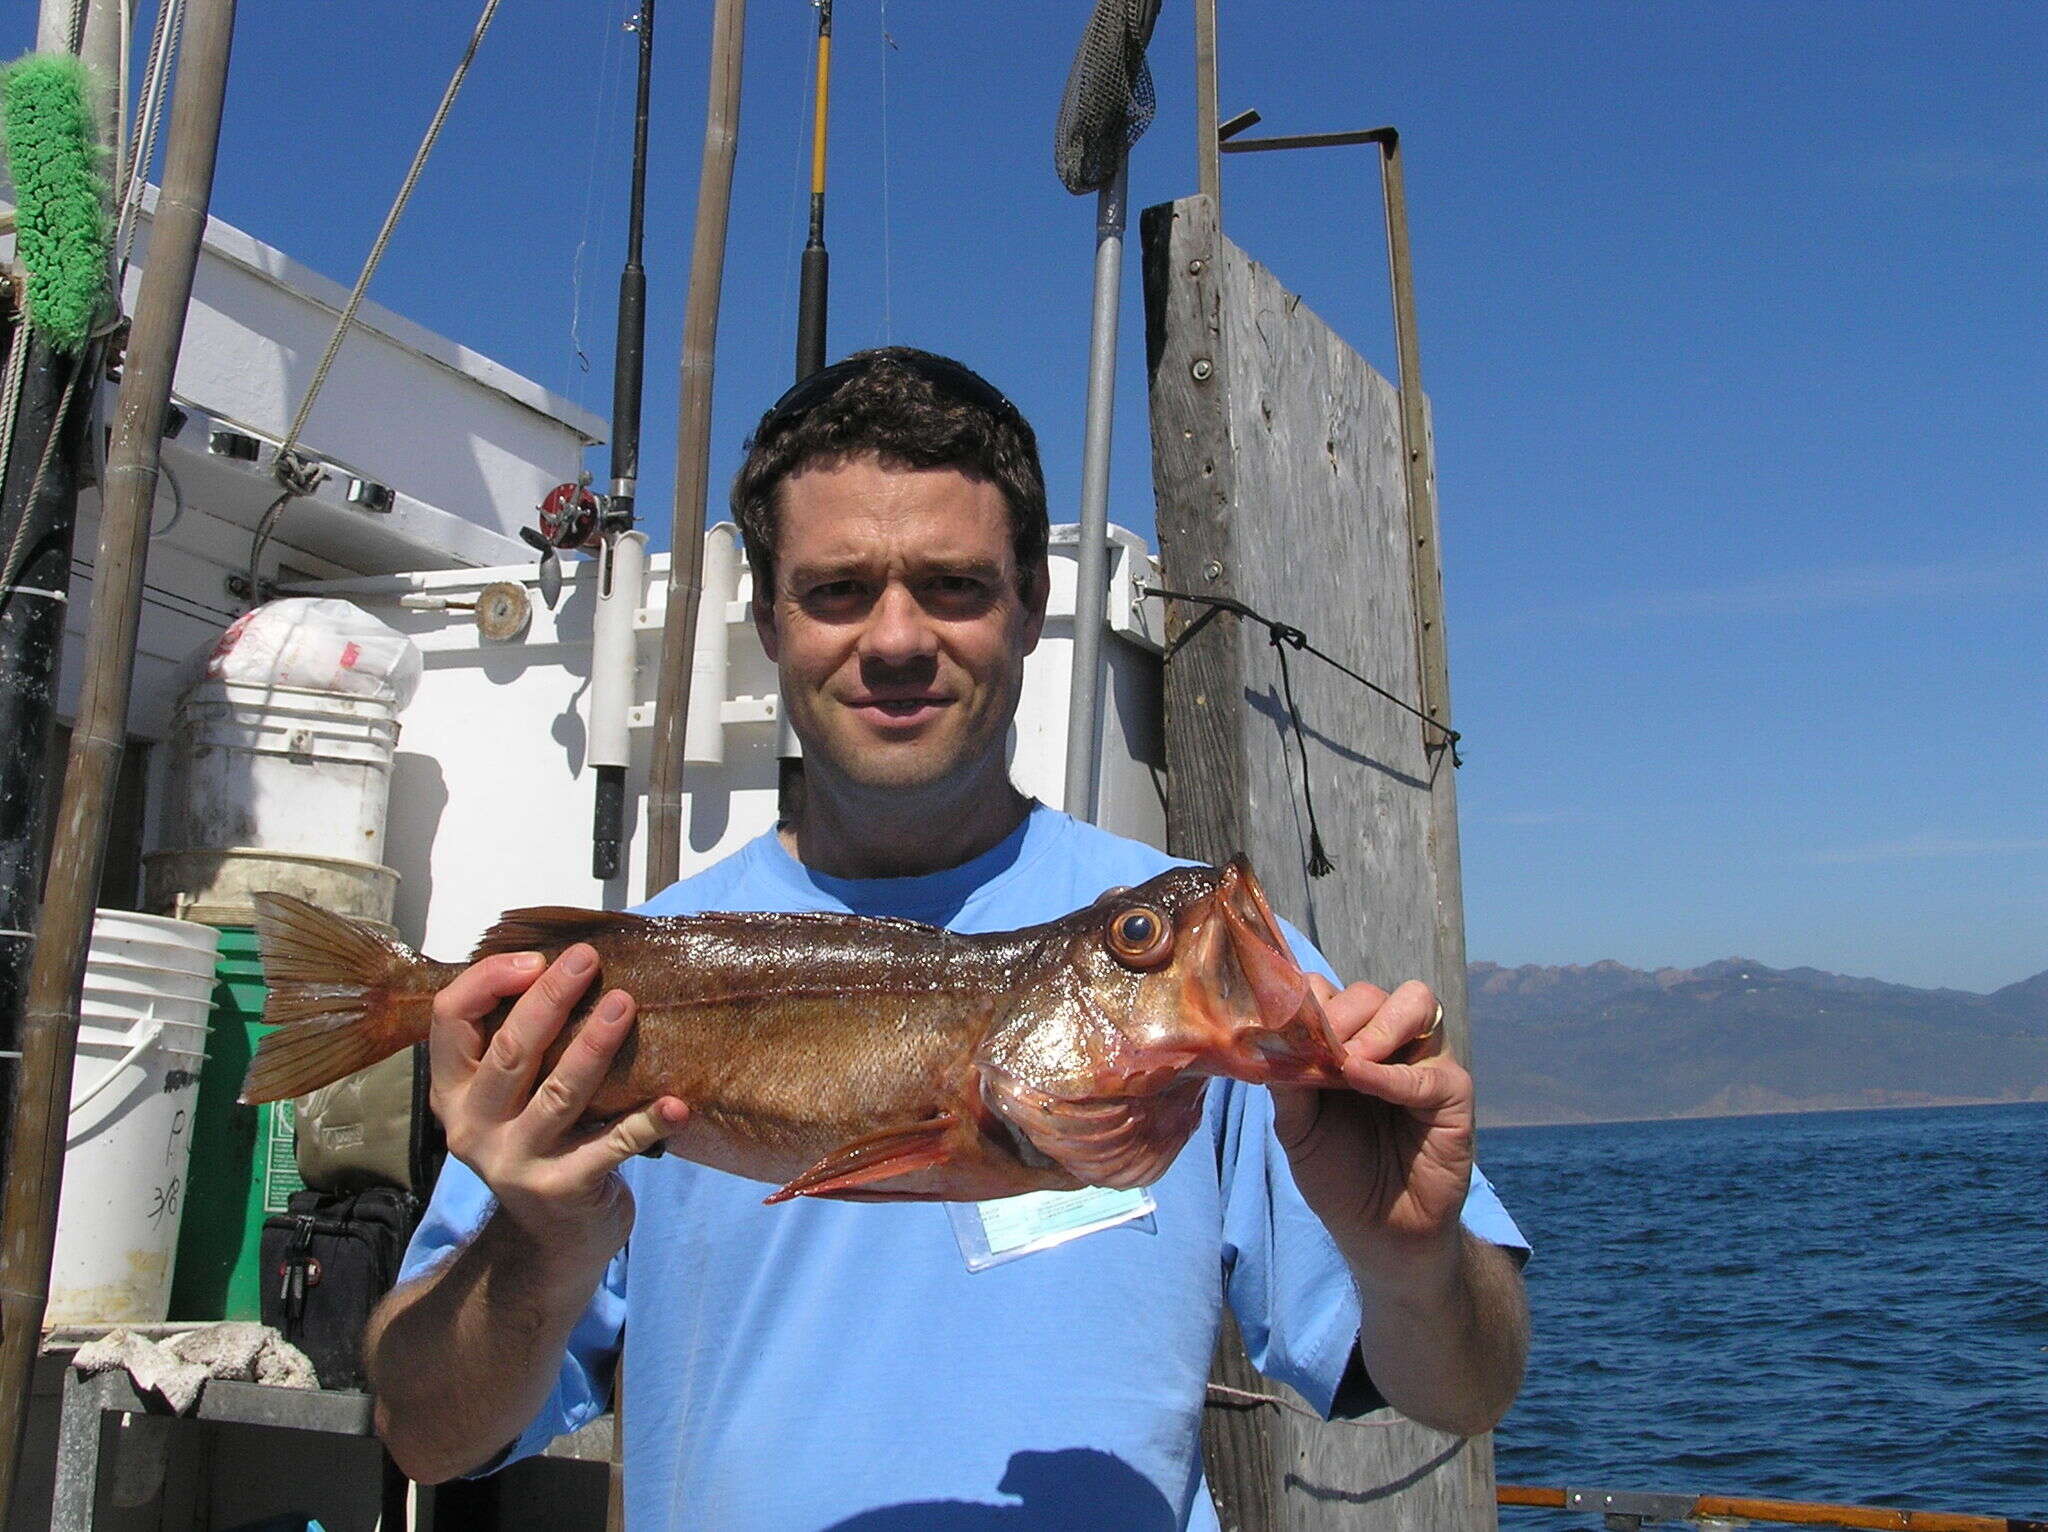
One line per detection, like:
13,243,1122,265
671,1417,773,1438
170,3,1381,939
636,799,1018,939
1143,195,1493,1530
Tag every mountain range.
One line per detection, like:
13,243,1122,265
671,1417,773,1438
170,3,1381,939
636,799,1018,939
1466,956,2048,1126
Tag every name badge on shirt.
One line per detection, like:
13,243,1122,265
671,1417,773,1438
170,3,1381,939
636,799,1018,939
947,1185,1157,1272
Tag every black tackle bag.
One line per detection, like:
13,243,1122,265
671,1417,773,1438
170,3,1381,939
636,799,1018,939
260,1185,419,1391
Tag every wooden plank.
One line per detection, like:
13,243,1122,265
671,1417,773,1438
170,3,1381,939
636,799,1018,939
1142,195,1494,1531
1142,195,1244,868
1143,194,1280,1532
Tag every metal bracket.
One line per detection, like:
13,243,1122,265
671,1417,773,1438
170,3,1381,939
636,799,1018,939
626,696,778,729
1566,1487,1701,1526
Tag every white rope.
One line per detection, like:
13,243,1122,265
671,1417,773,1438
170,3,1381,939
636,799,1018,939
275,0,508,471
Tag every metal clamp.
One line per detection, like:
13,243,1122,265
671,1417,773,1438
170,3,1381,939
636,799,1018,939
1566,1487,1701,1528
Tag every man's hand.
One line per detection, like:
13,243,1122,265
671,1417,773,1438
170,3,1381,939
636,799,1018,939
1271,977,1527,1435
1271,976,1473,1271
369,950,690,1483
429,945,689,1253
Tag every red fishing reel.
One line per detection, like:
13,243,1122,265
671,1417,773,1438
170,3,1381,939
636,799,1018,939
521,480,609,610
535,482,603,551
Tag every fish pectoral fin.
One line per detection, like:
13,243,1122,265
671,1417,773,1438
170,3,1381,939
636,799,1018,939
764,1115,961,1204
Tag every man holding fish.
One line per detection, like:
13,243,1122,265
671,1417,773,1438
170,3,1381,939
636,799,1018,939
349,349,1530,1527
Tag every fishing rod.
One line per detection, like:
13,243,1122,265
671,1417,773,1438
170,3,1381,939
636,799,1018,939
589,0,657,882
796,0,831,379
778,0,833,814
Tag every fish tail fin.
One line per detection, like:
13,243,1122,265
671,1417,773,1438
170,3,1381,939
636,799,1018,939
240,893,438,1104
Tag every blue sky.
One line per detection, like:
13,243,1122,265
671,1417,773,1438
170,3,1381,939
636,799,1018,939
186,2,2044,991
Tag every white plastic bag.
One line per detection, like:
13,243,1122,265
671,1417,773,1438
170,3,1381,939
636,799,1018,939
192,598,422,710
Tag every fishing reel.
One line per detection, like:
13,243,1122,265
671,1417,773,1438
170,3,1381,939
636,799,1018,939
522,478,628,608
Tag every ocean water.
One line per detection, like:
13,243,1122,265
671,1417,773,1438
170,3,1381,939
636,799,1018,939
1482,1102,2048,1525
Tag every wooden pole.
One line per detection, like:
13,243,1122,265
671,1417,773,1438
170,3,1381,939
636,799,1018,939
1375,132,1472,1058
3,0,128,1227
1141,192,1279,1532
1194,0,1220,210
1143,191,1493,1529
646,0,746,899
0,1,238,1518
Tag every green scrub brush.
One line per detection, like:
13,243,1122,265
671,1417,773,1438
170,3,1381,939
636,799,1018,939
2,52,111,354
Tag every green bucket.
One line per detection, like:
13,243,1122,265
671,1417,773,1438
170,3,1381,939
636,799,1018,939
168,926,306,1322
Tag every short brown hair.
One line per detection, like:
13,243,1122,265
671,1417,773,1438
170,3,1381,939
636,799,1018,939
730,347,1050,596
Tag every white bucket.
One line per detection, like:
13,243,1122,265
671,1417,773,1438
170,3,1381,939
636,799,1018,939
166,679,400,863
47,911,221,1326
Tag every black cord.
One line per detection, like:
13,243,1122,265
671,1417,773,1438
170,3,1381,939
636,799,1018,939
1145,586,1466,880
1147,585,1460,763
1267,624,1334,877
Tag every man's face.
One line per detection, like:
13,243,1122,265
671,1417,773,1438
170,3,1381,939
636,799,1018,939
755,455,1047,803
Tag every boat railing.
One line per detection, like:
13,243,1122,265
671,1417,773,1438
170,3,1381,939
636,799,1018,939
1499,1481,2048,1531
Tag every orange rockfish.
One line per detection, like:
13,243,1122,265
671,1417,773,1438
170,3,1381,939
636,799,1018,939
240,859,1345,1203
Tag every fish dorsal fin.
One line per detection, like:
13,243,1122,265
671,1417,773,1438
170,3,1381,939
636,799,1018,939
471,907,648,961
688,907,945,941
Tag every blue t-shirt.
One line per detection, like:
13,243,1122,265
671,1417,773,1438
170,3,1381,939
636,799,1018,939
400,806,1527,1530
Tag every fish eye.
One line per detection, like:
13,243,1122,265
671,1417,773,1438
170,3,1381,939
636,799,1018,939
1106,905,1174,969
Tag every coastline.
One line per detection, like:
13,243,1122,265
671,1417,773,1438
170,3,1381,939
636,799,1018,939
1479,1091,2048,1132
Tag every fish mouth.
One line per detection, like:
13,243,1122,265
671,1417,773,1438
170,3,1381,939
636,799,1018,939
1187,859,1347,1087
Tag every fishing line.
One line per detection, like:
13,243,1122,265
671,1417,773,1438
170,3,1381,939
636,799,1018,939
567,0,632,404
877,0,896,343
